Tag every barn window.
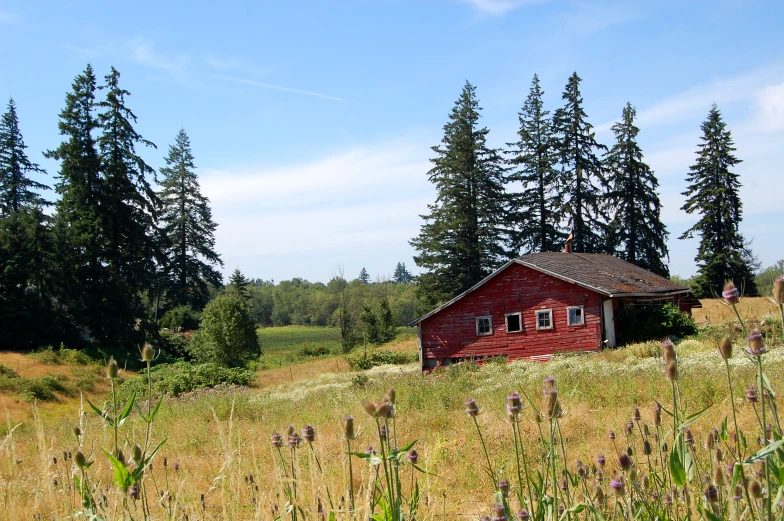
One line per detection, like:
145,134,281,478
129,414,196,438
567,306,584,326
535,309,553,330
476,316,493,336
505,312,522,333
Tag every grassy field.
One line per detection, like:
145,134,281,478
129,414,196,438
693,296,780,325
0,303,782,519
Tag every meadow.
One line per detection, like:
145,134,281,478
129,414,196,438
0,298,782,520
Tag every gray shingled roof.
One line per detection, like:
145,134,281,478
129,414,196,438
519,252,687,296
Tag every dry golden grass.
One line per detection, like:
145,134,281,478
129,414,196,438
1,316,782,519
693,297,779,325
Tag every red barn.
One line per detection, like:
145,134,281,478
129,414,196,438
410,252,700,370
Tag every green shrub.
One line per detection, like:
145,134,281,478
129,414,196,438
345,349,416,370
159,305,201,331
154,329,192,360
29,344,93,365
15,375,69,402
119,361,256,398
189,294,261,367
615,302,697,346
0,364,18,378
296,342,330,357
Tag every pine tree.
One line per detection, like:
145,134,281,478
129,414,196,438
411,81,509,305
0,98,50,214
45,64,107,345
604,103,669,276
96,67,161,347
679,105,757,297
358,267,370,284
158,128,223,310
552,72,607,253
227,268,250,302
507,74,562,254
393,262,412,284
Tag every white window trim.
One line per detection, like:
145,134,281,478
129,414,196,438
476,315,493,336
505,312,523,334
535,309,554,331
567,305,585,326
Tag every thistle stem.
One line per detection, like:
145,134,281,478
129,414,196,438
471,415,497,490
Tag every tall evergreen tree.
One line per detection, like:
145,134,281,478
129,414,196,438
507,74,562,254
158,128,222,309
679,105,757,297
393,262,412,284
0,98,50,214
410,81,509,306
552,72,607,253
45,64,107,345
96,67,162,347
604,102,669,276
358,267,370,284
227,268,250,302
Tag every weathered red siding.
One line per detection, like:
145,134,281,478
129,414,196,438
420,263,603,368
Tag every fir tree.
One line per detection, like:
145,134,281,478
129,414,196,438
410,81,509,306
358,267,370,284
45,64,107,345
393,262,412,284
0,98,50,214
679,105,757,297
227,268,250,302
507,74,562,254
604,102,669,276
96,67,161,347
552,72,607,253
158,128,223,309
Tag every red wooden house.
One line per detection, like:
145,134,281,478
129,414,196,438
410,251,700,370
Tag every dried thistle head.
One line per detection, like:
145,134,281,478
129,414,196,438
490,504,507,521
375,401,393,418
543,389,559,419
746,330,767,356
665,360,678,381
643,439,652,455
517,509,530,520
107,358,119,379
722,281,740,305
465,398,479,417
73,426,81,437
749,480,762,499
543,376,556,391
618,453,632,471
712,465,724,486
653,402,662,427
704,484,719,503
270,432,283,448
343,415,355,440
302,424,315,443
141,343,155,362
632,406,641,422
714,446,723,463
497,478,509,495
407,449,418,465
661,339,676,364
718,336,733,360
74,451,86,469
746,386,759,403
684,428,694,446
608,431,616,441
624,421,634,437
132,444,143,463
506,392,522,420
733,483,744,501
385,387,396,405
596,453,606,468
773,276,784,304
609,475,625,496
363,401,377,417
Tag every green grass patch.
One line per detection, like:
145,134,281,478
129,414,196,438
29,344,94,365
119,361,256,398
255,325,342,369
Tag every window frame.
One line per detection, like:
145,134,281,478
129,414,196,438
567,305,585,326
505,312,523,334
535,309,554,331
475,316,493,336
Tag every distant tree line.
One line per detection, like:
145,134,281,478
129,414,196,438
411,74,758,306
0,65,223,355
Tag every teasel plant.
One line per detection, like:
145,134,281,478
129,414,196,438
351,387,424,521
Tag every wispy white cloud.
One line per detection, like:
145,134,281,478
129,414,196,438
128,38,191,82
199,141,432,261
213,74,346,102
597,65,784,134
563,1,644,34
461,0,549,16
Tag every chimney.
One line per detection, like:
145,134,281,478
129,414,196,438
564,233,574,253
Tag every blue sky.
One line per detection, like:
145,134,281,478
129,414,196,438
1,0,782,284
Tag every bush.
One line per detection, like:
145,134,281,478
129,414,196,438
119,361,256,398
158,305,201,331
188,295,260,367
615,302,697,346
153,329,192,361
345,349,417,370
296,342,330,357
29,344,93,365
0,364,18,378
